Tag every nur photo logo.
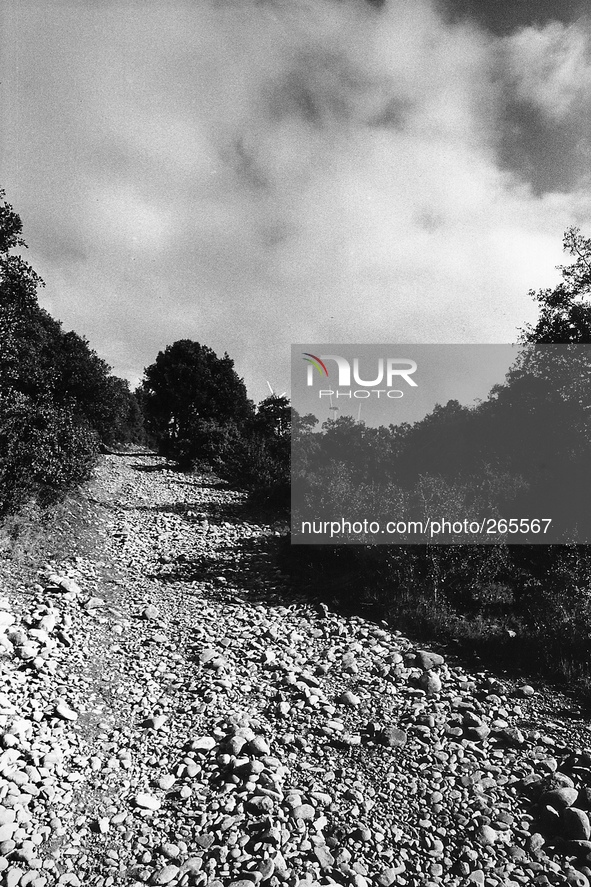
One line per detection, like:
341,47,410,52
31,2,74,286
302,352,418,399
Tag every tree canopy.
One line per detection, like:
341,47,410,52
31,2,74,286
521,227,591,344
140,339,254,466
0,189,144,514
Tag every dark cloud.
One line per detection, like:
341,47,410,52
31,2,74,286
499,98,591,195
231,138,272,190
441,0,589,35
494,19,591,194
368,96,410,129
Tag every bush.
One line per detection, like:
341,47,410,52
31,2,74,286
0,392,99,516
185,417,290,505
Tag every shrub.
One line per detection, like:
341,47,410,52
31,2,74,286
189,417,290,505
0,392,99,516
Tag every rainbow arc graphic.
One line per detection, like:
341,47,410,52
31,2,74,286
302,353,328,376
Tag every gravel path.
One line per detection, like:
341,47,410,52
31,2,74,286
2,453,591,887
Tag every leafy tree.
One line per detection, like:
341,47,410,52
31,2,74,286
253,395,291,439
49,330,120,441
0,191,50,397
105,377,146,447
286,226,591,692
0,189,145,514
0,191,99,512
140,339,254,465
521,227,591,344
508,227,591,574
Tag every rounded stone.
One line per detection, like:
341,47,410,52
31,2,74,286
135,793,161,811
339,691,361,707
541,787,578,810
476,825,497,846
192,736,216,752
416,650,445,670
378,727,407,749
291,804,315,821
563,808,591,841
418,671,442,695
150,864,180,885
55,702,78,721
248,736,270,756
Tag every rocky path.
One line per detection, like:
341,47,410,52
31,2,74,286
2,454,591,887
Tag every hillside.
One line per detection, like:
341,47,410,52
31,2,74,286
1,454,591,887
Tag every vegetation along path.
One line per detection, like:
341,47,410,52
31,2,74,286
3,454,591,887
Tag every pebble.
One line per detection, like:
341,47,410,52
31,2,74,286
378,726,408,748
339,691,361,707
563,808,591,840
376,866,405,886
477,825,498,846
143,715,167,730
292,804,316,821
150,864,180,885
192,736,216,752
314,845,335,869
57,577,82,595
54,702,78,721
135,793,161,811
541,787,579,810
248,736,270,756
416,650,445,670
418,671,442,695
158,774,176,791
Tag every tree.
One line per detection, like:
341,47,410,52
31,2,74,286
140,340,254,465
50,330,117,438
0,189,145,514
521,227,591,344
0,190,144,447
0,190,100,513
510,226,591,572
253,395,291,439
104,378,146,447
0,191,50,396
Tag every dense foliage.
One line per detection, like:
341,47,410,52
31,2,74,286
140,342,293,502
286,229,591,692
140,340,254,468
222,394,291,503
140,341,290,501
520,227,591,344
0,190,144,515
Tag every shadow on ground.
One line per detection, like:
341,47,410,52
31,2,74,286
118,455,591,704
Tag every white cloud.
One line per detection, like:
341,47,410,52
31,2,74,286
502,21,591,120
85,183,172,251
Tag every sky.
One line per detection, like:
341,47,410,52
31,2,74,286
1,0,591,405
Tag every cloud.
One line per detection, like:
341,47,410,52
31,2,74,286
2,0,591,401
502,21,591,120
496,20,591,192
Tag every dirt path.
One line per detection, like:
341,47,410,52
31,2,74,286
2,453,591,887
